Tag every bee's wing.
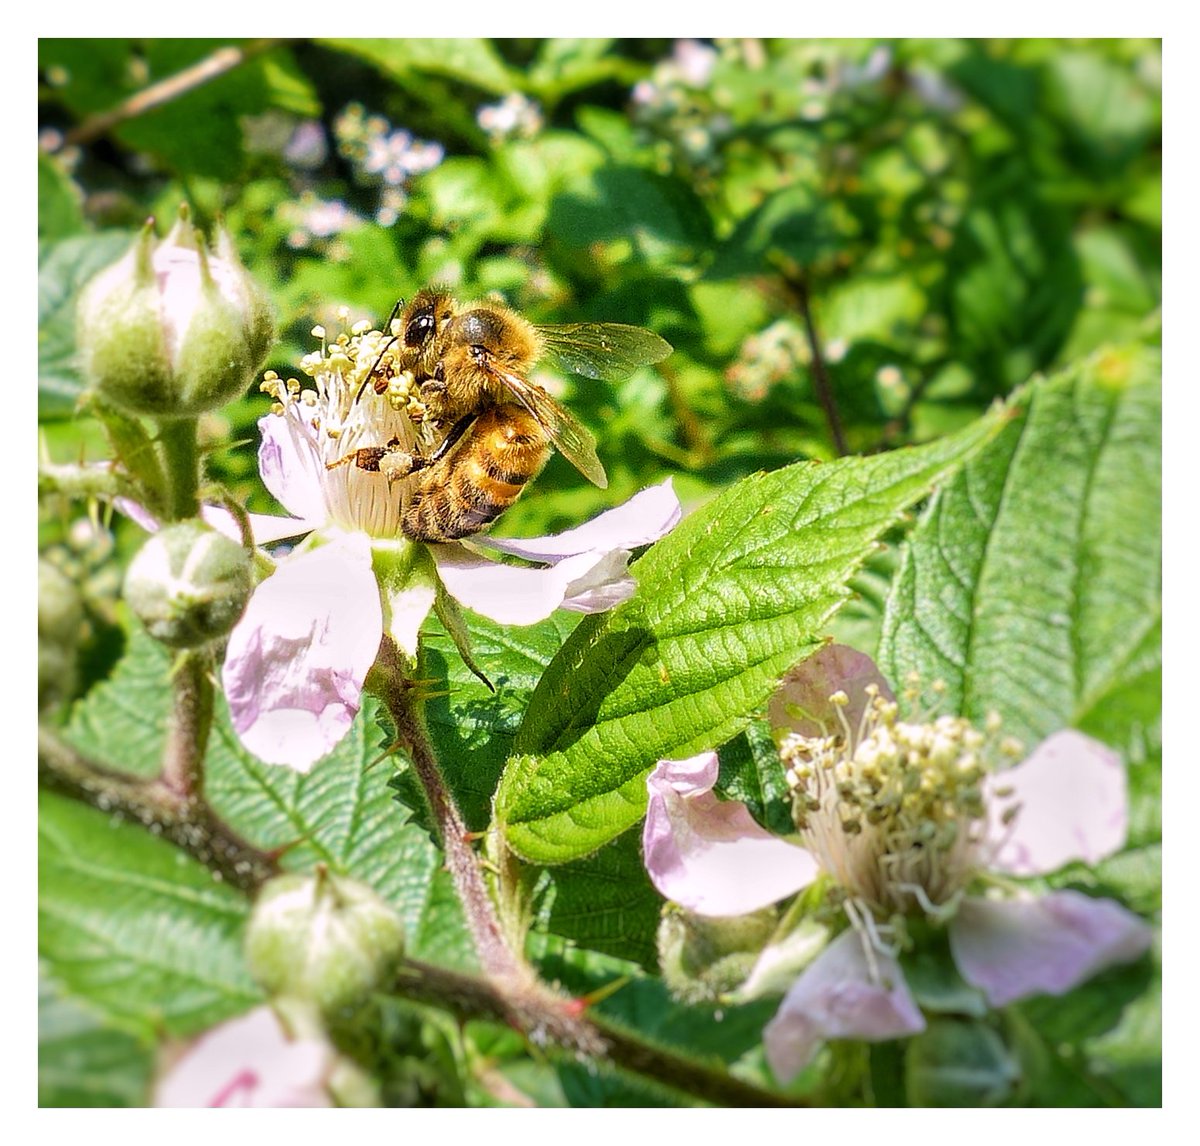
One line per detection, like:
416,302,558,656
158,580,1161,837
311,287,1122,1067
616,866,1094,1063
537,323,672,382
497,370,608,489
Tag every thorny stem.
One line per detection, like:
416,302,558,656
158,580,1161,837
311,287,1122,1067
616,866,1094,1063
59,40,284,148
38,462,140,504
371,637,525,984
773,259,849,457
160,651,214,797
38,725,278,891
394,958,807,1108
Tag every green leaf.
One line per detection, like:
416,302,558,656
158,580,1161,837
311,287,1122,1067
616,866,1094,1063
39,971,153,1107
320,38,513,94
531,829,663,969
64,625,169,780
39,153,84,241
422,611,580,833
39,231,134,419
38,790,261,1037
878,342,1161,752
497,410,1002,864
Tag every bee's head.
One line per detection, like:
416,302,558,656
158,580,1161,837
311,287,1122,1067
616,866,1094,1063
402,289,456,353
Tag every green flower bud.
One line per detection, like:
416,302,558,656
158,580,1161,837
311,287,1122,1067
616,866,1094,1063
905,1017,1022,1107
246,869,406,1014
657,904,779,1004
39,558,84,709
124,521,253,648
77,207,274,418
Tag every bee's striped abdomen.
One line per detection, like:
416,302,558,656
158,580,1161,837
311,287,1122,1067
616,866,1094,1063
402,407,550,541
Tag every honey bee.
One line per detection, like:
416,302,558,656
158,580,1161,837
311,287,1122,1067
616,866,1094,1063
332,289,672,542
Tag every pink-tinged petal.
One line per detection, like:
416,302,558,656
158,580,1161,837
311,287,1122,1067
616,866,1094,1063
644,753,819,916
431,544,628,626
764,929,926,1084
223,533,382,771
985,730,1128,876
155,1006,332,1108
949,891,1153,1007
113,496,161,533
478,479,681,563
768,644,894,743
257,408,332,525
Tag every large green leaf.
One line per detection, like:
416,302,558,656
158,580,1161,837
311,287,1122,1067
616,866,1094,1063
496,411,1001,864
38,790,262,1037
64,625,169,780
878,342,1161,754
39,971,153,1107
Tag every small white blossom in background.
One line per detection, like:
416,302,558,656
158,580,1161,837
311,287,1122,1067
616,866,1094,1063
725,319,810,402
279,192,361,252
215,313,681,772
333,103,444,227
643,645,1153,1083
477,92,544,143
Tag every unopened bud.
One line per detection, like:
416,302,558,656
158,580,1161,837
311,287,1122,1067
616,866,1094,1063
657,905,778,1004
246,869,406,1014
77,206,274,418
124,521,253,648
905,1018,1021,1107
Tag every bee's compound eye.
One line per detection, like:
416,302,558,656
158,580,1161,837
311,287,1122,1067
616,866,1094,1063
405,309,436,347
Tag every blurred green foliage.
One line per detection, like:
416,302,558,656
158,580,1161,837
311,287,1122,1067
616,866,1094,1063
40,36,1161,535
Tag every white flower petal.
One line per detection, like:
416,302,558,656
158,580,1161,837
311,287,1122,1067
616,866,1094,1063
478,479,682,563
558,548,635,613
222,533,382,771
949,891,1153,1007
767,643,894,742
257,408,332,525
764,929,926,1084
199,504,317,546
643,753,819,916
155,1006,332,1108
431,544,628,626
985,729,1128,876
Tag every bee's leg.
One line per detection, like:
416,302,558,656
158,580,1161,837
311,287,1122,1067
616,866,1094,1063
426,414,476,464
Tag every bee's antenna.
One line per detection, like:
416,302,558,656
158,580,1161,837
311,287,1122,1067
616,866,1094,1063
355,298,405,404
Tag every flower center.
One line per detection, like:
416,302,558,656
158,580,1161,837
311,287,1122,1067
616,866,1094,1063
778,686,1022,927
260,311,433,538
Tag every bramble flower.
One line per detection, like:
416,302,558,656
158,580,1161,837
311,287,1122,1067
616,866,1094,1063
220,313,681,771
643,645,1153,1084
154,1005,338,1107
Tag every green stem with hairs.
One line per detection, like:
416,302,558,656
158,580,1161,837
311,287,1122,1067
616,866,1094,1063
156,417,201,521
